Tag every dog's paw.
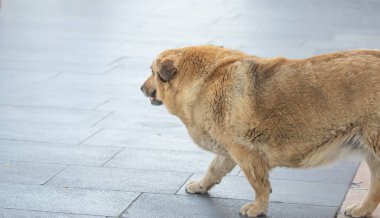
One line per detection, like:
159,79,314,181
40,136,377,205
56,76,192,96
185,181,208,194
344,204,370,217
240,203,266,217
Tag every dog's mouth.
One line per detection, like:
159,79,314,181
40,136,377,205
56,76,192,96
150,97,163,106
149,91,163,106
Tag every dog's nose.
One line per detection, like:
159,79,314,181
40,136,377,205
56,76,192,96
140,85,144,93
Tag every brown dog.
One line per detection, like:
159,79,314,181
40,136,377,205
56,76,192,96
141,45,380,217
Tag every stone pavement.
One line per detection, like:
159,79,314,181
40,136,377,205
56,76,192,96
0,0,379,217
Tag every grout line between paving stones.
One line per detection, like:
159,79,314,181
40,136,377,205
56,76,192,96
128,191,340,209
335,162,361,217
117,192,143,218
0,137,120,148
0,159,199,174
0,182,142,196
102,65,120,74
41,72,62,82
82,142,207,154
0,103,112,112
173,191,344,208
0,180,341,209
101,147,126,167
92,98,111,110
91,111,114,127
0,136,202,154
41,165,70,185
39,183,177,195
175,173,194,194
108,56,126,66
0,206,105,217
79,128,104,145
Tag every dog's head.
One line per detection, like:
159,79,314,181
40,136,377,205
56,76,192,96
140,48,182,107
141,45,247,114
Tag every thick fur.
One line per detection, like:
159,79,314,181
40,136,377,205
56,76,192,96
141,45,380,217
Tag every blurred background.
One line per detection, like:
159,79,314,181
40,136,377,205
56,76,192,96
0,0,379,217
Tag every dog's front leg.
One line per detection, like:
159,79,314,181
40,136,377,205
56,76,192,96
186,155,236,194
228,144,271,217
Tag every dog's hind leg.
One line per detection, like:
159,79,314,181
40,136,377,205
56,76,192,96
345,152,380,217
345,125,380,217
185,155,236,194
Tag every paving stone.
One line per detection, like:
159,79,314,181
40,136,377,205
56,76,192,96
0,87,109,110
93,111,184,130
83,127,200,152
47,165,191,194
105,57,159,75
0,71,57,92
93,97,186,129
85,130,241,175
43,73,142,89
124,193,338,218
0,50,117,67
268,159,360,184
0,105,110,127
0,161,65,185
0,208,103,218
95,97,158,112
0,123,100,144
0,183,139,216
0,140,122,166
0,59,112,74
0,73,145,109
104,147,216,173
177,174,349,207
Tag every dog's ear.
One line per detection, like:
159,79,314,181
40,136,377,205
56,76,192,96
158,59,177,81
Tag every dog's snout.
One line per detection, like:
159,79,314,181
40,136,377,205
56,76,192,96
151,90,156,97
140,83,157,98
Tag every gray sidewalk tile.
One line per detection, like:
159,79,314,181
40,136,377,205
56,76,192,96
82,128,201,152
0,51,117,67
0,90,109,110
0,208,103,218
177,174,349,207
0,183,139,216
47,166,191,194
0,71,57,92
5,73,144,107
93,112,184,130
105,58,153,75
92,98,185,129
0,106,110,127
267,159,360,184
95,98,154,112
0,161,66,185
0,123,101,144
124,193,338,218
0,60,112,74
0,140,121,166
104,147,216,173
42,73,142,89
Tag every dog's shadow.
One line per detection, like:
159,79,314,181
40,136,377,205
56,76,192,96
184,193,266,218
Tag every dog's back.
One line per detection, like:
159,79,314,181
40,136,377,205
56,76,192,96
227,50,380,167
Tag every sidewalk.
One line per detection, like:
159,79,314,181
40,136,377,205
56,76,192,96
0,0,379,217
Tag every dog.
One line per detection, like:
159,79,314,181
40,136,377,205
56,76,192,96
141,45,380,217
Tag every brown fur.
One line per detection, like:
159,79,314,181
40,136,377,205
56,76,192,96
141,45,380,217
